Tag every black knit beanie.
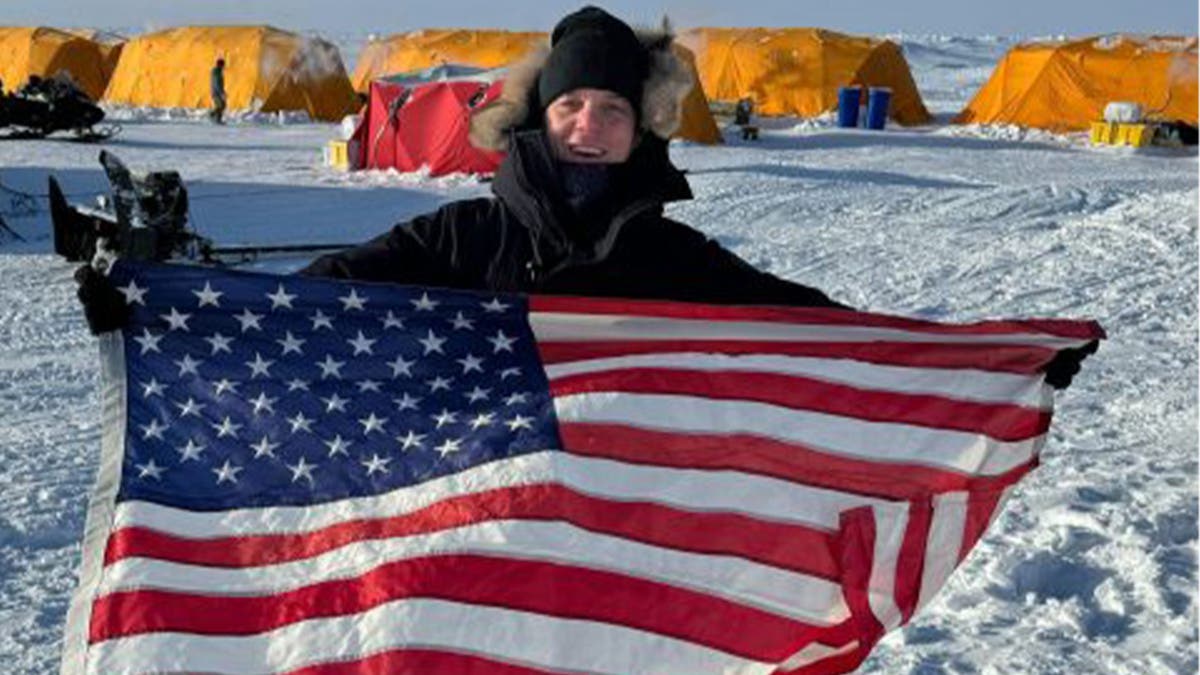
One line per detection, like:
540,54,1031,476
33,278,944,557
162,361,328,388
537,6,648,115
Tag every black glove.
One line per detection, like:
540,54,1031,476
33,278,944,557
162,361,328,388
1043,340,1099,390
75,265,131,335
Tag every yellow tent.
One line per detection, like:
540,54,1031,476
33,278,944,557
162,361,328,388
0,27,109,99
956,35,1198,131
66,29,126,83
351,30,545,92
103,26,358,122
679,27,931,125
352,29,721,144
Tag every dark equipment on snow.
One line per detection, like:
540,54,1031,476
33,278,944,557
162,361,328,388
0,75,120,142
50,151,354,265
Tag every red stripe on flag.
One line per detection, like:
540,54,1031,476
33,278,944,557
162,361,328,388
530,296,1105,340
283,647,556,675
895,498,933,624
959,482,1019,563
537,340,1060,373
558,423,1036,501
550,367,1050,441
105,483,841,578
90,554,854,662
827,506,883,675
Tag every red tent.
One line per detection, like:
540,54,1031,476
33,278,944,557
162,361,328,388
354,79,505,176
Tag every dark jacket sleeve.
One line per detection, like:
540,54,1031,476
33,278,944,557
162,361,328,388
666,220,849,309
299,202,482,286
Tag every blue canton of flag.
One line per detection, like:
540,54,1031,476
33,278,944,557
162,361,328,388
108,260,558,509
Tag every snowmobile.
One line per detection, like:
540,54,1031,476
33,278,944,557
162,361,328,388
0,75,120,142
50,151,353,265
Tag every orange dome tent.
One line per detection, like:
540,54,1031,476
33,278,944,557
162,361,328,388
103,26,358,122
679,27,931,125
956,35,1198,131
65,29,126,83
351,30,545,92
0,27,109,99
351,30,721,144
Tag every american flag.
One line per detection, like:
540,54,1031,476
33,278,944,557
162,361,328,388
63,259,1103,675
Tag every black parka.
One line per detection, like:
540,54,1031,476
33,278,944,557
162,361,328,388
302,130,844,309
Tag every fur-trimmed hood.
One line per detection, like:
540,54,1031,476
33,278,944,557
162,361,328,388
469,27,694,152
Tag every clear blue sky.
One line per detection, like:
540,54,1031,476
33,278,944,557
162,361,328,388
6,0,1198,36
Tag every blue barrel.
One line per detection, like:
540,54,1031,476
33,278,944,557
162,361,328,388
865,87,892,130
837,86,862,128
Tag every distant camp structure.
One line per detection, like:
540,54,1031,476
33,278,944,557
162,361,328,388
956,35,1198,131
351,29,721,145
0,27,110,100
103,26,358,122
679,27,931,125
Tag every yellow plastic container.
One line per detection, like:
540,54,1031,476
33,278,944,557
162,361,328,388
325,140,350,170
1114,123,1154,148
1090,121,1117,144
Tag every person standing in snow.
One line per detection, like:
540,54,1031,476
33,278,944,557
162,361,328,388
209,58,226,125
301,6,842,307
73,5,1096,387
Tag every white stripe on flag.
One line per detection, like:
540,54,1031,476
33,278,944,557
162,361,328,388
916,492,970,613
544,352,1047,408
530,312,1088,348
85,598,777,675
777,639,861,672
113,451,896,538
98,520,850,626
554,392,1040,476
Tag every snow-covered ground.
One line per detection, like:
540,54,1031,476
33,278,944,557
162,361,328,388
1,35,1196,674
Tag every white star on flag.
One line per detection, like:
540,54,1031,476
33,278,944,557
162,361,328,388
321,393,349,413
362,454,391,476
393,393,421,411
347,331,376,355
212,416,242,438
276,331,305,355
140,378,165,398
134,329,162,354
388,355,415,377
212,378,239,397
288,457,318,484
457,354,484,373
411,292,438,311
212,460,242,484
434,437,463,457
287,412,314,434
381,311,405,329
488,330,516,353
323,435,352,457
250,435,280,459
139,418,166,440
309,310,334,330
506,415,534,431
317,355,345,379
174,398,205,418
418,329,447,355
339,288,367,311
174,354,202,377
245,352,274,378
192,282,223,307
176,440,205,462
136,459,165,480
249,392,276,415
235,308,263,332
266,284,297,309
118,279,148,305
397,430,425,451
449,312,475,330
358,413,387,435
205,333,233,355
481,298,509,312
